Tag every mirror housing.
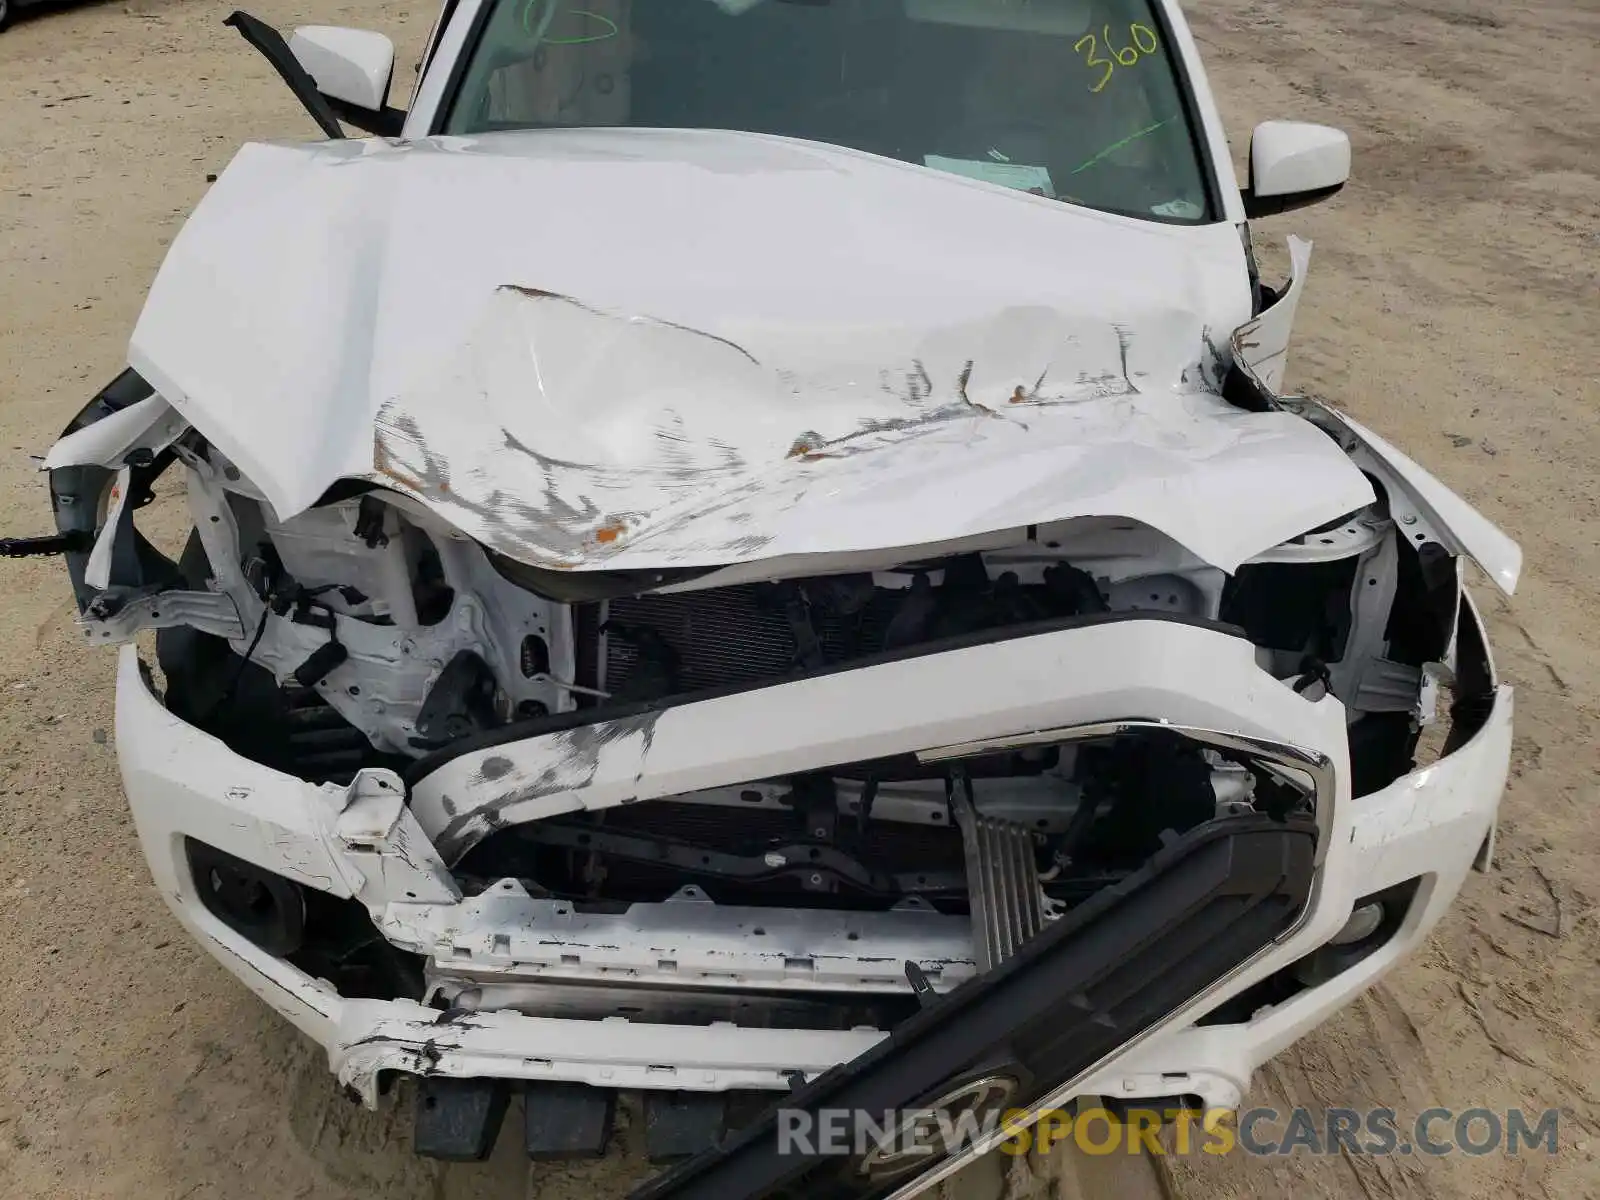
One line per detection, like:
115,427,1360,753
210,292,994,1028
1243,121,1351,218
288,26,403,135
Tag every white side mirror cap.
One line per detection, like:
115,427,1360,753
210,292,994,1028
1246,121,1350,217
289,26,395,113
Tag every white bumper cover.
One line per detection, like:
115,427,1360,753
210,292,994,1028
117,607,1509,1109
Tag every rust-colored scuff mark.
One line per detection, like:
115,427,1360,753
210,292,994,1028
372,433,430,497
787,433,824,460
783,432,840,463
595,520,627,545
1009,368,1051,407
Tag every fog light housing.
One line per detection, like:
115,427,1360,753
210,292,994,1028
1328,901,1385,946
1292,879,1421,987
1198,878,1424,1024
185,838,306,956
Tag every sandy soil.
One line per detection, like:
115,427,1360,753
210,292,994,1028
0,1,1596,1197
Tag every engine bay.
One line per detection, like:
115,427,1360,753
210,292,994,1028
43,414,1460,1017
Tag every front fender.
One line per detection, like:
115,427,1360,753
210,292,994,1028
1293,399,1522,595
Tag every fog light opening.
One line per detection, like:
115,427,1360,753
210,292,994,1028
1329,901,1385,947
1198,877,1424,1023
185,838,307,957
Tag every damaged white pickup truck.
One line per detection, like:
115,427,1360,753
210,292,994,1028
14,0,1520,1194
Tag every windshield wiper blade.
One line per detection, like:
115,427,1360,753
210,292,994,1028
224,10,345,141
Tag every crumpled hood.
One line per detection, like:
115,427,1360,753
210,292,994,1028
129,128,1374,573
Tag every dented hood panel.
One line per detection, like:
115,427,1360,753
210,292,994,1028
129,129,1374,573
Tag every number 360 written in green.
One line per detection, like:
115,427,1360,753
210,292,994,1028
1076,23,1161,93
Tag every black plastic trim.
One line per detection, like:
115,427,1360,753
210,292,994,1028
1443,591,1497,755
629,813,1316,1200
489,551,720,603
327,96,407,137
49,368,176,611
185,838,307,957
1241,181,1346,220
225,11,346,140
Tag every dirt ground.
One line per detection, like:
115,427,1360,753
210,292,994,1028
1,0,1596,1197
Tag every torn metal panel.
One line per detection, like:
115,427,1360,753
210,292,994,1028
1231,235,1313,395
42,391,189,471
333,770,460,907
409,616,1352,865
372,287,1376,575
330,1000,882,1106
114,645,357,900
84,466,133,590
1291,399,1522,595
125,130,1381,577
420,711,662,861
79,586,245,645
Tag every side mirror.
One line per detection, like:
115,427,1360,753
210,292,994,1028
288,26,403,136
1243,121,1350,218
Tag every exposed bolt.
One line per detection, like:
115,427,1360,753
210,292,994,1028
1400,513,1418,525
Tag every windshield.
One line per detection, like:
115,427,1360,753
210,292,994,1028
441,0,1215,223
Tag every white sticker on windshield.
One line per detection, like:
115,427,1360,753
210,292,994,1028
1151,198,1204,220
924,155,1057,198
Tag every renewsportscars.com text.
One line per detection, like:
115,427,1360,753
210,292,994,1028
776,1105,1562,1160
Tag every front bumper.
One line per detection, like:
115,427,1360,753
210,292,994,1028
116,607,1510,1115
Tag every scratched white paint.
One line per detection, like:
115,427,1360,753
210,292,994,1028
373,292,1376,572
1231,234,1312,394
89,0,1525,1126
127,127,1376,574
116,614,1513,1109
409,617,1353,862
42,392,186,470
